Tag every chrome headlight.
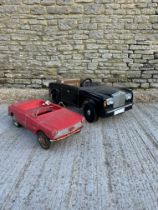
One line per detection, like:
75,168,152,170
126,93,132,100
106,98,114,105
74,122,82,129
55,128,68,139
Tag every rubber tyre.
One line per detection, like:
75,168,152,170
12,116,21,127
37,132,51,150
83,102,98,123
51,90,61,104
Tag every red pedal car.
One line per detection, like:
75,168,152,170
8,99,85,149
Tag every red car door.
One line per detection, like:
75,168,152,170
14,109,26,127
25,113,38,133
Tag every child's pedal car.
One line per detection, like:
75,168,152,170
49,78,133,123
8,99,85,149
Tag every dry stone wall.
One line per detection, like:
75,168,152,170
0,0,158,88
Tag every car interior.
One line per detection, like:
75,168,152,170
22,101,61,117
57,78,100,87
58,78,81,87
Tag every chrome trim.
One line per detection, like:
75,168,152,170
50,128,81,142
106,103,133,114
112,91,126,108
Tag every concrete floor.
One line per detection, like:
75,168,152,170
0,103,158,210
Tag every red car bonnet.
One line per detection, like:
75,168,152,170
35,107,83,131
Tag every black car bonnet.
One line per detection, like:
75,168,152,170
80,85,120,99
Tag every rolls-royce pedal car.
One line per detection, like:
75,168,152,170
49,78,133,123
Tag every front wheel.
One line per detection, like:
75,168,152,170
37,132,51,149
83,102,98,123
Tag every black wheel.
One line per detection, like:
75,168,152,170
37,132,51,149
12,116,21,127
51,89,61,104
83,101,98,123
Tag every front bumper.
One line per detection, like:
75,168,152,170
100,103,133,117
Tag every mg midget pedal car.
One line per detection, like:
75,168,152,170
49,78,133,123
8,99,85,149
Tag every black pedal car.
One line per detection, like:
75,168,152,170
49,78,133,123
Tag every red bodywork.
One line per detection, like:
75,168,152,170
8,99,84,142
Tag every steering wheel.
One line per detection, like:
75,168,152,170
80,78,92,87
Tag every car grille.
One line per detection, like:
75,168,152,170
112,91,126,108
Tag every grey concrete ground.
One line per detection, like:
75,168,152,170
0,103,158,210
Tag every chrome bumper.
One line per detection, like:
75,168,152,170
106,103,133,114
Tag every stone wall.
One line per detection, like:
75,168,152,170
0,0,158,88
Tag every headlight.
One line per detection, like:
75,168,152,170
74,122,82,129
126,93,132,100
106,98,114,105
54,122,82,139
81,118,85,123
55,128,68,139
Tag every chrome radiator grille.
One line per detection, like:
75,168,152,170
112,91,126,108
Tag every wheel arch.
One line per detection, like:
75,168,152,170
50,88,58,94
10,112,14,116
36,129,51,139
82,98,96,107
82,99,99,122
50,88,61,104
36,129,43,135
82,98,102,114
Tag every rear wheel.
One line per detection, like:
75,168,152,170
37,131,51,149
12,116,21,127
83,101,98,123
51,90,61,104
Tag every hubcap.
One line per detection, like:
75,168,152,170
39,136,46,146
87,109,91,116
13,116,19,126
14,121,18,126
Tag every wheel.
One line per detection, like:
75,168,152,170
83,101,98,123
12,116,21,127
37,131,51,150
51,89,61,104
80,78,92,87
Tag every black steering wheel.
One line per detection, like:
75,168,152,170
80,78,92,87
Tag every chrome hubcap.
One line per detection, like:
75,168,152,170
87,109,91,116
39,137,46,145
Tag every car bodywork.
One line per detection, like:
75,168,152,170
49,79,133,122
8,99,84,143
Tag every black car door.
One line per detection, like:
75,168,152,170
61,84,79,106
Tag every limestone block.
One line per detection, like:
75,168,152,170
89,30,104,39
41,0,55,5
58,19,77,30
23,0,40,4
31,7,46,15
84,4,104,14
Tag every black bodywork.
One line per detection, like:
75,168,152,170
49,79,133,122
